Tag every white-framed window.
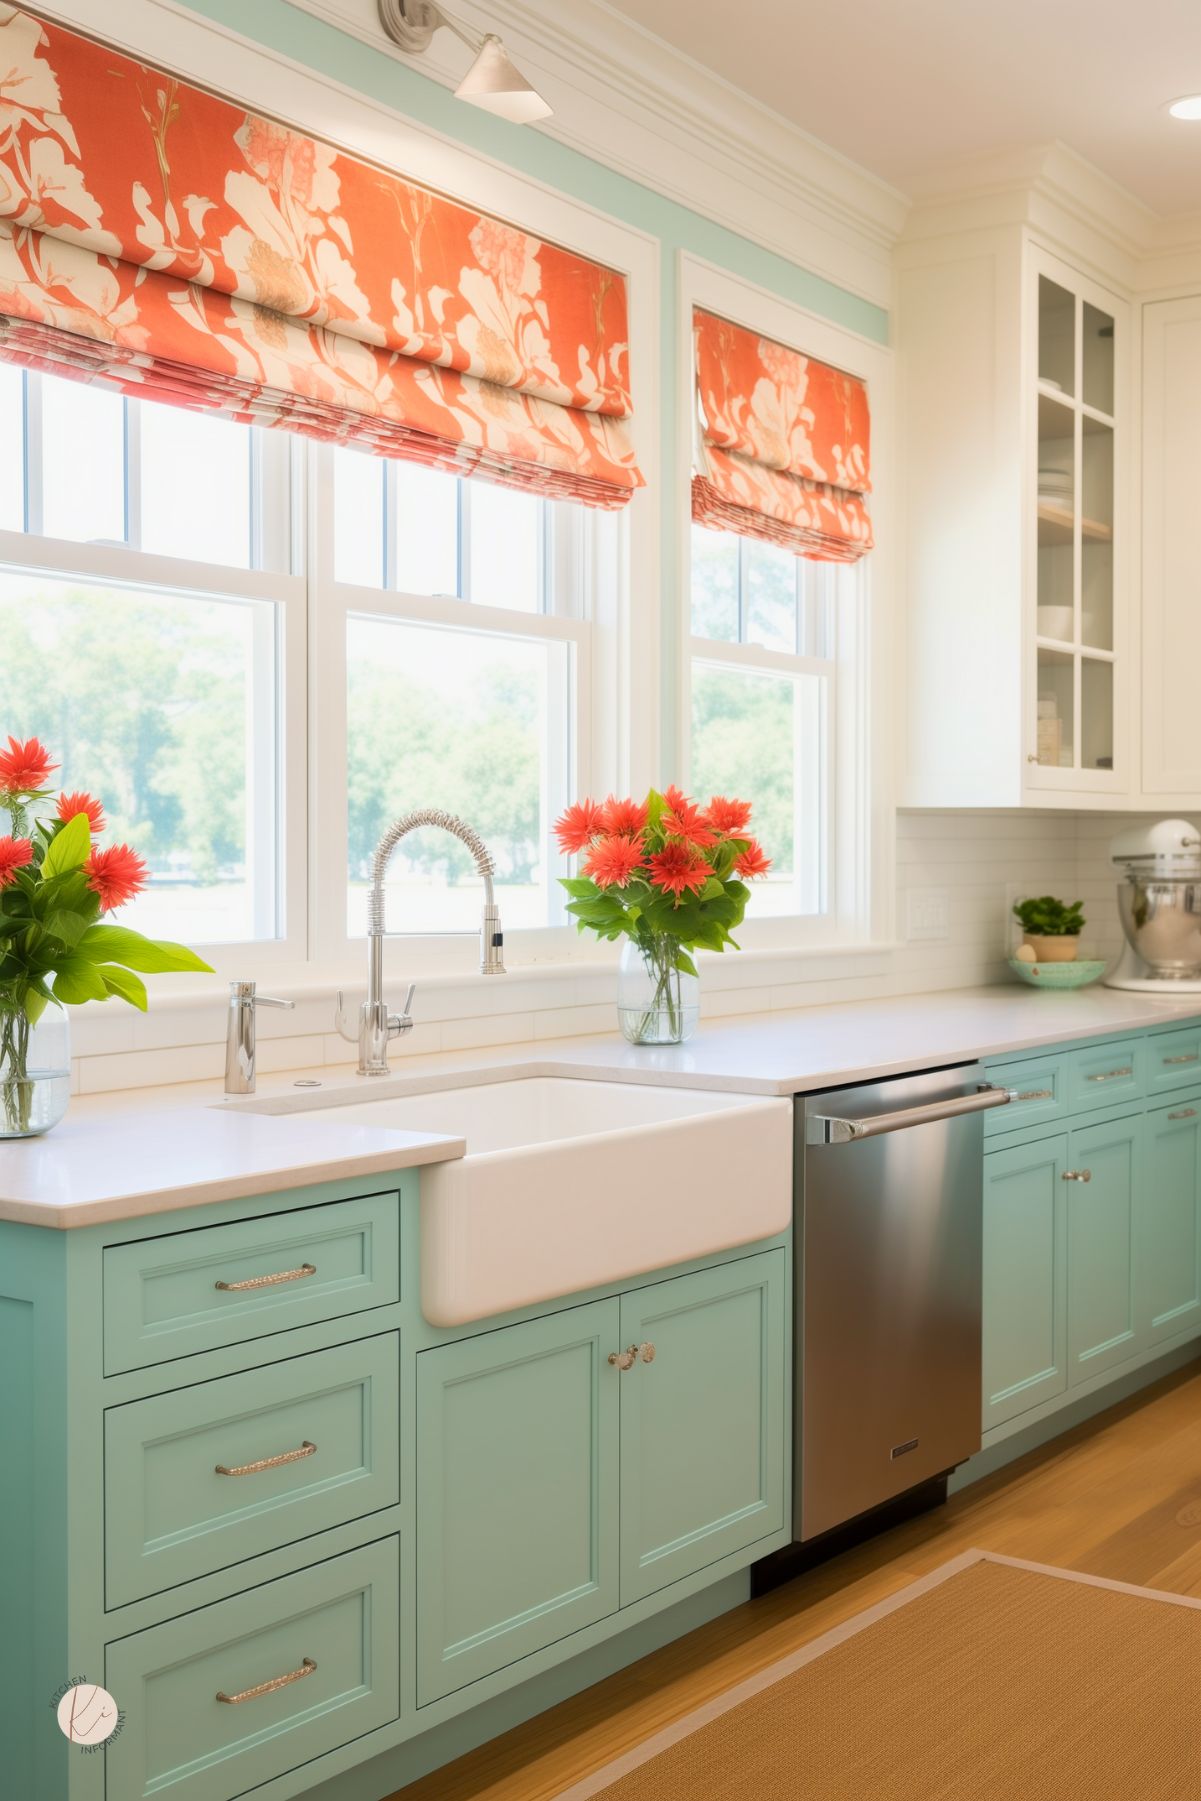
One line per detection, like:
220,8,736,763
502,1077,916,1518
679,256,891,948
0,362,307,961
310,447,605,962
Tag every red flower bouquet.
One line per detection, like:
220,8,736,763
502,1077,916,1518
555,785,770,1044
0,738,213,1135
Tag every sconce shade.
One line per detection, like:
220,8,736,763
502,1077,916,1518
454,34,553,122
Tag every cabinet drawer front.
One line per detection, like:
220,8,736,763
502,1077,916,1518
1148,1025,1201,1093
103,1192,401,1374
1065,1039,1144,1115
104,1538,399,1801
105,1335,400,1608
983,1054,1066,1137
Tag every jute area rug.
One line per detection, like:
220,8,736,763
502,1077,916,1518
554,1549,1201,1801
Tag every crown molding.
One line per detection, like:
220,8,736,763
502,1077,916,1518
901,140,1201,296
283,0,907,309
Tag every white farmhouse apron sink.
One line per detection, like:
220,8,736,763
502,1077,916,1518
268,1077,792,1326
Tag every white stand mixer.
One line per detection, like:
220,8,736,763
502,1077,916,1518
1106,818,1201,992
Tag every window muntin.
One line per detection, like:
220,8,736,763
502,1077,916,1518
329,446,583,940
689,525,838,919
0,368,293,948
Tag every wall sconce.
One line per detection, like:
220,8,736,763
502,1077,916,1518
377,1,553,124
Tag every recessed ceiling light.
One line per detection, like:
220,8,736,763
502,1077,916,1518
1166,94,1201,120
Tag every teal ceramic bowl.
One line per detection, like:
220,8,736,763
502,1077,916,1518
1008,956,1108,989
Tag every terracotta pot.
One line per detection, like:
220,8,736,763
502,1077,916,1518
1022,933,1079,963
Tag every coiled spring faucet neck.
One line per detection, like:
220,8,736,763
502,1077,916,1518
368,809,501,963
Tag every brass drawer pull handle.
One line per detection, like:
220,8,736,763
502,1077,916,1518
1062,1169,1093,1182
215,1263,316,1292
216,1656,317,1705
1169,1108,1198,1121
1164,1053,1199,1066
216,1441,316,1478
1086,1068,1132,1083
608,1346,638,1372
1016,1088,1054,1102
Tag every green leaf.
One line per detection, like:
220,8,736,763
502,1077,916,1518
43,909,90,949
99,965,148,1011
23,983,50,1026
675,948,699,978
559,877,600,899
52,955,110,1005
76,924,214,974
41,811,91,879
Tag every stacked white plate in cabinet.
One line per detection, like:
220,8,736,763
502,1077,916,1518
1038,467,1072,509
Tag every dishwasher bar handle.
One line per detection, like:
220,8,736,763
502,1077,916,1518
807,1084,1013,1145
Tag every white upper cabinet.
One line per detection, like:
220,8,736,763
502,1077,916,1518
897,229,1130,808
1141,295,1201,804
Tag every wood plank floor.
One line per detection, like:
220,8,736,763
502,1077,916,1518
389,1362,1201,1801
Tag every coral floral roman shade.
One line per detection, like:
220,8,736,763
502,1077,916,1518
0,7,643,508
692,309,872,562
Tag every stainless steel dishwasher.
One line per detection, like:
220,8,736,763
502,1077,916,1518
797,1063,1011,1542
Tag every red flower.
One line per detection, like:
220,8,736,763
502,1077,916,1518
583,834,644,889
57,790,106,835
735,838,773,878
662,784,691,814
661,795,717,849
648,841,710,899
85,843,148,912
0,835,33,888
554,799,604,854
704,795,753,835
0,735,57,797
598,794,648,837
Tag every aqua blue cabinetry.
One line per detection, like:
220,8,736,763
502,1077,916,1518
1141,1094,1201,1343
617,1252,785,1603
415,1299,620,1705
104,1333,400,1607
982,1134,1068,1430
104,1537,401,1801
1,1163,789,1801
984,1019,1201,1442
415,1248,788,1703
1065,1111,1141,1382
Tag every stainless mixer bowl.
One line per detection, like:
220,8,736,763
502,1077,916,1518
1118,878,1201,977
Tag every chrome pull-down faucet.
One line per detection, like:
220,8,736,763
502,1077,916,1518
336,809,505,1077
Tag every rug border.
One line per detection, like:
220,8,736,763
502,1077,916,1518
551,1549,1201,1801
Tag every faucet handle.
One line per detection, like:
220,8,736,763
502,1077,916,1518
400,982,416,1020
388,983,417,1041
253,995,294,1011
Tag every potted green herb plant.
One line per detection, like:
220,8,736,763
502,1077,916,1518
1012,895,1086,964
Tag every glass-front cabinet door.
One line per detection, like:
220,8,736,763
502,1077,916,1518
1028,250,1126,793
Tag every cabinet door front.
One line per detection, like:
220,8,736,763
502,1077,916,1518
618,1251,786,1605
1067,1113,1141,1382
982,1134,1069,1430
1142,1096,1201,1345
416,1299,620,1705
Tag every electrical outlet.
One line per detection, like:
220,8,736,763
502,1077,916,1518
906,887,950,942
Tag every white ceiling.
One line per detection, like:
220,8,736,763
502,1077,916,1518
600,0,1201,217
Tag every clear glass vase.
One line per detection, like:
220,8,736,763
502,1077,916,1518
0,1000,71,1138
616,936,699,1046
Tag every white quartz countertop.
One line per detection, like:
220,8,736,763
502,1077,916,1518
5,982,1201,1228
0,1105,464,1229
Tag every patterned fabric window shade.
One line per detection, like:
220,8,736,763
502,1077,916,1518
0,8,643,509
692,309,872,561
